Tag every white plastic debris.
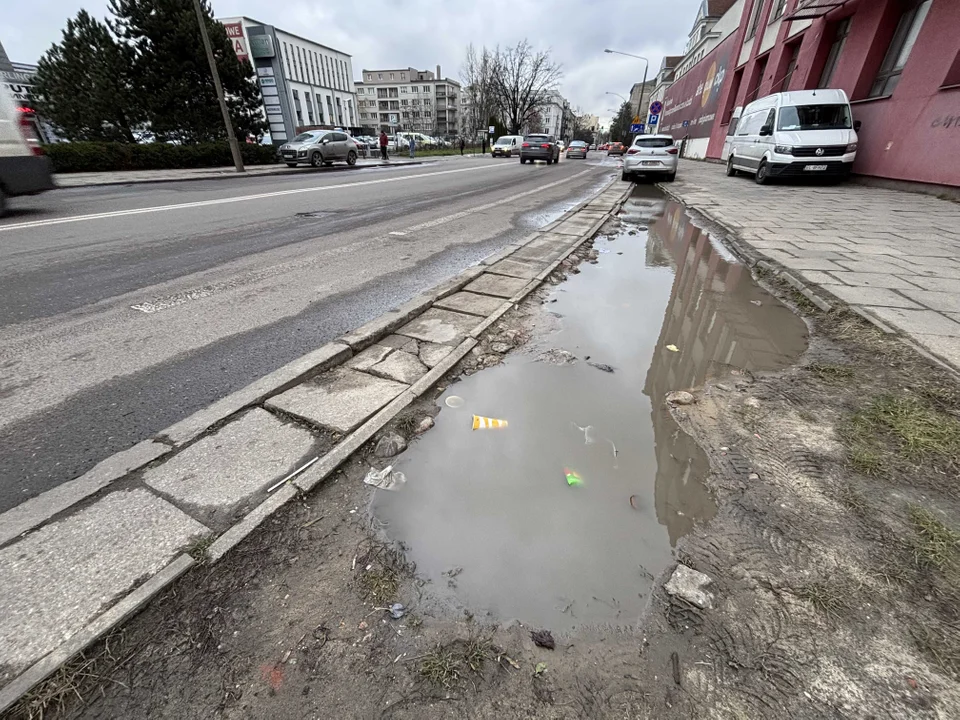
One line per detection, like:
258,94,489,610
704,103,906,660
363,465,407,491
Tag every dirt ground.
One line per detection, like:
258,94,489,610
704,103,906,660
10,217,960,720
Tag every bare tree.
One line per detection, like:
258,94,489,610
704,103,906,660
489,40,562,134
460,44,497,143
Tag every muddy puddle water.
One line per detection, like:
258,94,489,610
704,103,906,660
374,189,808,630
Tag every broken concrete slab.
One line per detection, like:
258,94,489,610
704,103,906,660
266,368,408,434
419,342,453,368
143,409,316,517
551,214,604,236
434,291,509,317
664,563,714,609
379,334,419,351
346,344,393,371
395,307,479,345
464,273,530,299
368,350,428,384
486,258,548,279
0,489,207,675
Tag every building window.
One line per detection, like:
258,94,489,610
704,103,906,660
818,17,851,88
412,86,419,93
401,99,409,106
378,88,388,98
366,74,372,82
292,89,302,125
389,101,399,110
378,73,383,80
746,0,766,40
401,73,406,80
389,88,398,98
400,86,408,93
779,43,801,92
422,85,430,93
327,97,335,124
869,0,932,98
772,0,787,21
336,98,344,124
283,43,292,78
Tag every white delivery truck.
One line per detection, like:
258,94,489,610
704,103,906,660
724,89,860,184
0,83,55,215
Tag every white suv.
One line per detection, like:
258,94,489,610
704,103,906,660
621,134,679,183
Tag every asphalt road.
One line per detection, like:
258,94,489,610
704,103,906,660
0,154,619,512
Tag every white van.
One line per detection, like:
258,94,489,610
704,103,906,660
725,89,859,184
492,135,523,158
0,84,55,215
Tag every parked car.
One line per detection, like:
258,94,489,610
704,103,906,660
280,130,359,168
621,134,679,182
599,143,609,151
492,135,523,157
566,140,589,159
607,142,625,156
0,85,54,216
725,89,859,184
589,144,597,150
557,140,566,152
519,134,560,164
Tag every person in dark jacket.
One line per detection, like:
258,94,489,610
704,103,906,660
459,137,465,155
379,131,388,161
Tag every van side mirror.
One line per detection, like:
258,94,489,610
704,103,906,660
759,124,773,137
853,120,862,132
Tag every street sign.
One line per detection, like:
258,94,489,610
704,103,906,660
630,123,644,133
632,115,640,124
682,120,690,127
648,114,660,126
488,125,495,134
649,100,663,115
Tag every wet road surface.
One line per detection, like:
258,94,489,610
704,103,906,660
374,187,809,630
0,155,615,512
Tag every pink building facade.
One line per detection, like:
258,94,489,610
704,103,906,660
664,0,960,187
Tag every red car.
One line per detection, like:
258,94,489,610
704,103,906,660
607,142,625,156
599,143,609,151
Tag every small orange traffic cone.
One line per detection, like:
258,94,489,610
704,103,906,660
472,415,508,430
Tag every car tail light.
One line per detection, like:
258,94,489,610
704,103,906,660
18,107,44,156
540,143,550,149
626,148,639,155
666,147,679,155
522,142,530,147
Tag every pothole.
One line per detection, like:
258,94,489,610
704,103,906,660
373,186,809,631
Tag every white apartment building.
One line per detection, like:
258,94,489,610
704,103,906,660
354,66,460,137
540,92,569,138
219,16,357,143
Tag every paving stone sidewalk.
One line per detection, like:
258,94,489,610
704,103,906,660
667,160,960,371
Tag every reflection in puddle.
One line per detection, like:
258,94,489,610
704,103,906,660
374,189,808,630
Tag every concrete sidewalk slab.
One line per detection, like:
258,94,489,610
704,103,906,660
486,258,548,279
266,368,408,433
0,489,206,675
551,214,603,236
143,409,316,519
434,291,508,317
419,343,453,368
464,274,529,299
347,344,393,371
396,307,479,345
368,350,429,384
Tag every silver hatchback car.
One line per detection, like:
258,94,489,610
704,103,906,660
621,134,679,182
280,130,359,168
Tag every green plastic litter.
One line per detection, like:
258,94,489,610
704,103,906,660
564,468,583,486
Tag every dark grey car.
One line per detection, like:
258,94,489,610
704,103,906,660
519,134,560,164
280,130,359,168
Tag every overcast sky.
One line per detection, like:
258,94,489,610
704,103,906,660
3,0,702,126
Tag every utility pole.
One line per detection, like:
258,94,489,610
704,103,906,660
191,0,244,172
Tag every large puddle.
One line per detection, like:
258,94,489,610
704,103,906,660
373,189,808,630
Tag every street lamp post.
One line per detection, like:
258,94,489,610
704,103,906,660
604,49,650,134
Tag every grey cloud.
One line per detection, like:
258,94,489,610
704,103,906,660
4,0,701,126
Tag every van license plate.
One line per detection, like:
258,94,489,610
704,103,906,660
642,161,660,166
804,164,828,171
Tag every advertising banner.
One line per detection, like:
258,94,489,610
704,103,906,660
222,22,248,62
661,33,735,139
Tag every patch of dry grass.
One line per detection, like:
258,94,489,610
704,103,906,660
909,506,960,573
420,645,463,687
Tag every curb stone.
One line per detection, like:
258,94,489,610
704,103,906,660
0,174,630,713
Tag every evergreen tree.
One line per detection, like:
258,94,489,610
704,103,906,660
33,10,141,142
109,0,264,143
609,102,633,145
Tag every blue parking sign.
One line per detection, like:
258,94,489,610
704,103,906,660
648,114,660,126
630,123,644,133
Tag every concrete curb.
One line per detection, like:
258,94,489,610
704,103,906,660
0,173,628,712
54,159,430,189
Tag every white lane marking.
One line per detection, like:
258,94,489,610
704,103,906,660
388,231,408,236
0,164,515,233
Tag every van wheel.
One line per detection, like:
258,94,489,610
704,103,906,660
347,150,357,166
755,159,771,185
311,152,323,168
0,187,6,217
726,155,738,177
506,151,511,158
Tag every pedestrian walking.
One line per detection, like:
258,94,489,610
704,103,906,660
408,135,416,159
459,137,465,155
379,130,388,161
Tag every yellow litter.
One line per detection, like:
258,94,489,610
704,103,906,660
666,344,680,352
472,415,509,430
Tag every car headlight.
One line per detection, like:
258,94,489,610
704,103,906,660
845,142,858,153
774,144,793,154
